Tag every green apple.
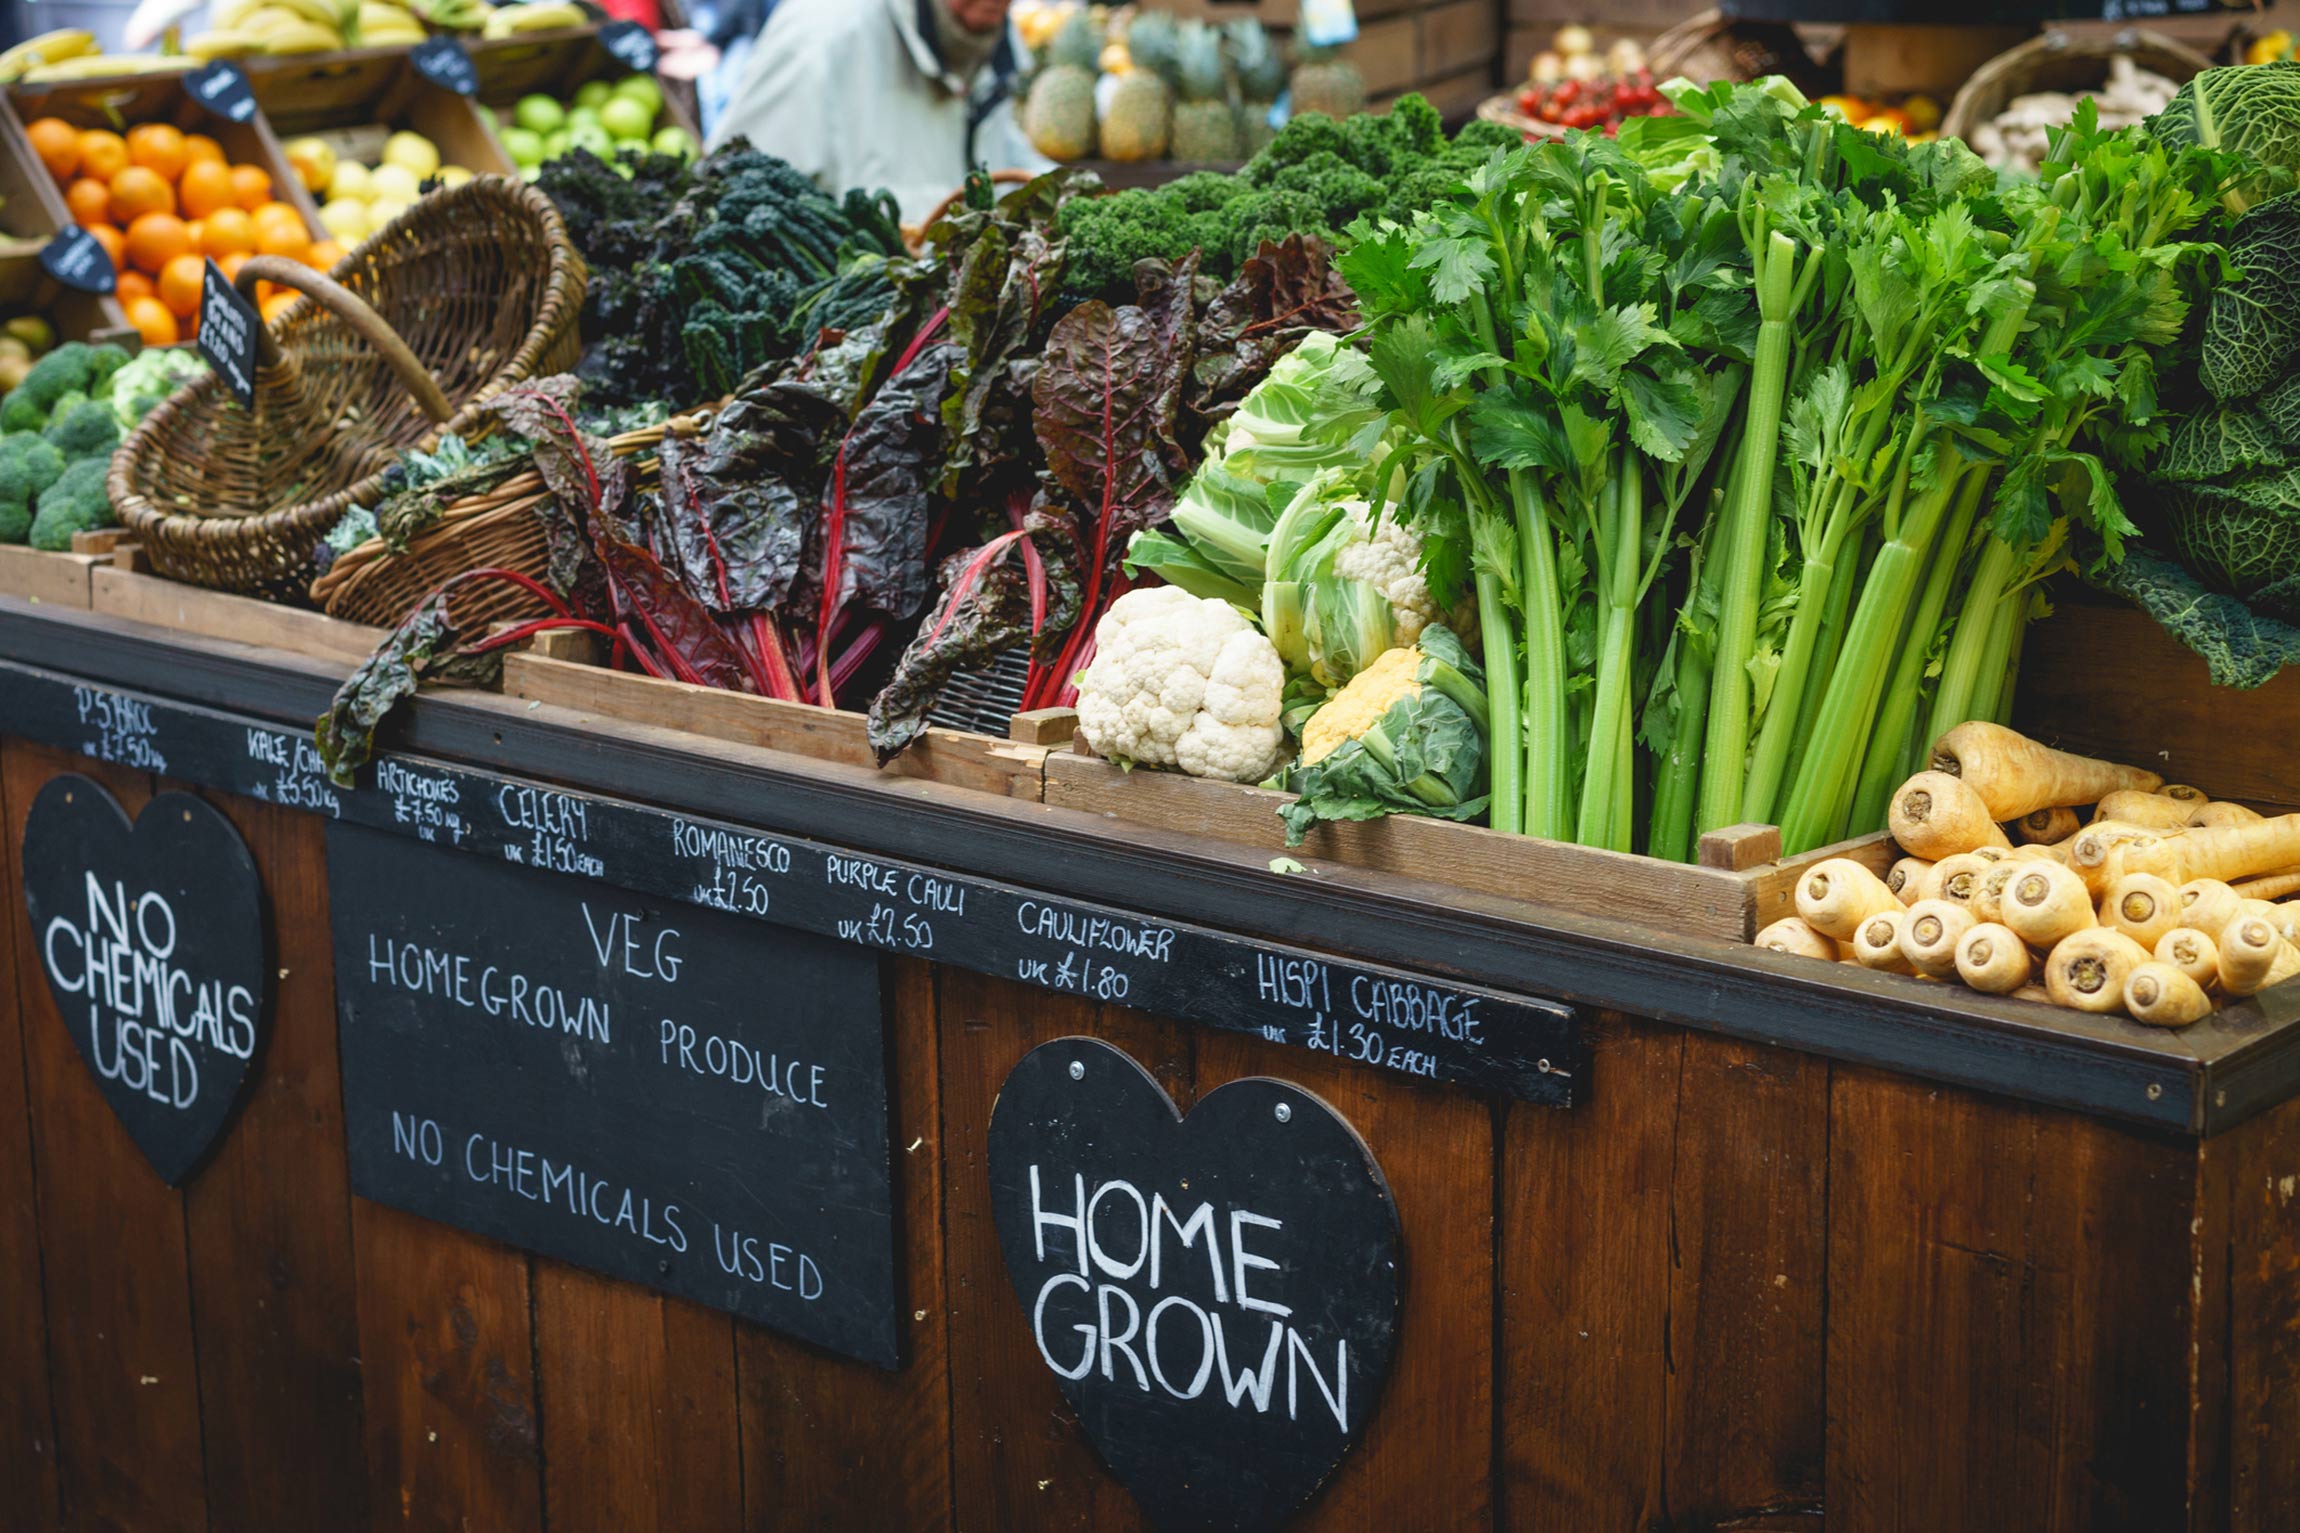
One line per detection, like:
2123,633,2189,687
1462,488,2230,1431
611,73,662,114
500,126,544,164
573,79,612,110
542,128,571,160
649,125,695,160
566,105,602,133
566,121,613,156
599,95,653,142
512,93,565,135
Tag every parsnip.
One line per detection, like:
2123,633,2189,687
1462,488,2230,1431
2190,802,2264,828
1853,910,1917,974
2095,790,2197,831
1929,721,2162,820
2125,963,2214,1027
2161,784,2210,805
1890,771,2013,860
2045,928,2151,1014
1956,922,2034,993
2015,806,2082,843
1886,855,1933,905
1972,862,2020,926
2105,873,2184,951
2011,983,2054,1004
1795,858,1904,941
1926,852,1998,912
2155,927,2221,991
1901,899,1977,978
2068,822,2165,900
2220,914,2298,996
2003,861,2097,951
2115,814,2300,888
1754,916,1836,961
2179,879,2244,939
2234,872,2300,902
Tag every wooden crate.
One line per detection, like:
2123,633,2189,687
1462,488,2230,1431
0,91,133,345
248,52,516,179
2012,597,2300,815
468,29,701,149
0,545,102,607
497,652,1058,802
87,564,387,665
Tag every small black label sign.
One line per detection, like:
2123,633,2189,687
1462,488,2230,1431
187,60,257,123
410,34,477,95
989,1038,1400,1531
197,258,262,409
328,823,901,1367
39,227,115,294
21,775,270,1186
599,19,659,72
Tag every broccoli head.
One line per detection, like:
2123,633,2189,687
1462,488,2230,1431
27,456,113,551
44,397,119,461
0,429,60,543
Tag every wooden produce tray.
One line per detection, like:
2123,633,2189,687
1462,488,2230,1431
248,51,516,179
0,91,133,345
0,544,104,606
498,652,1058,801
87,561,386,664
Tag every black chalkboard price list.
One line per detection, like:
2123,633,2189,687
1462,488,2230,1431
328,823,901,1366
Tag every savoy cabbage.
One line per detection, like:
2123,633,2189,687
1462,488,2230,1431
2150,62,2300,211
2092,546,2300,688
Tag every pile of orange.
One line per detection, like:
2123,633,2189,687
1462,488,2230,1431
28,118,345,345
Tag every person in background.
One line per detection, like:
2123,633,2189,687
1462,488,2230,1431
710,0,1046,225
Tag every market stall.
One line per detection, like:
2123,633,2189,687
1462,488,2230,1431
5,2,2300,1529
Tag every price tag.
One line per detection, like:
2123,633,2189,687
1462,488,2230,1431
598,19,659,73
409,34,477,95
197,258,263,409
39,228,115,295
187,60,257,123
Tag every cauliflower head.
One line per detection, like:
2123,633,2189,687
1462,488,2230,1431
1330,500,1440,645
1076,586,1288,782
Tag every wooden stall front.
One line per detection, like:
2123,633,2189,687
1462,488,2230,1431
2,592,2298,1533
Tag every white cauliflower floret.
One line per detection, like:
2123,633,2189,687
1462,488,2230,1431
1331,500,1439,645
1075,586,1287,783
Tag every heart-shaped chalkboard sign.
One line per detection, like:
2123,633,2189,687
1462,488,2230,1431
21,775,270,1185
988,1038,1400,1532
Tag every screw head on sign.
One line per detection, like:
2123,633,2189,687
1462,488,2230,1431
1274,1102,1292,1123
1069,1060,1085,1080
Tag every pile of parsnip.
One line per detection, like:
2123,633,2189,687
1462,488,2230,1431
1754,722,2300,1026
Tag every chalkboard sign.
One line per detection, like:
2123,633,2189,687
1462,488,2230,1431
39,228,115,295
989,1038,1399,1531
328,822,901,1367
410,35,477,95
599,19,659,72
197,258,262,409
187,60,257,123
20,775,270,1185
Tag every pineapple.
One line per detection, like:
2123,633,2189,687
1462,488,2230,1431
1225,18,1284,155
1124,9,1180,83
1169,20,1240,162
1045,6,1103,70
1100,68,1173,161
1288,38,1366,120
1024,64,1099,160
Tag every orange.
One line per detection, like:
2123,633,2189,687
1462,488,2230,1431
64,177,111,229
199,206,255,258
115,268,156,303
157,253,206,319
305,238,346,271
124,211,191,276
125,123,187,183
216,251,250,284
253,215,309,263
227,163,270,211
177,158,233,219
124,294,178,347
182,133,225,168
106,164,174,224
253,199,302,232
261,291,299,325
86,224,125,273
77,130,127,182
28,117,78,182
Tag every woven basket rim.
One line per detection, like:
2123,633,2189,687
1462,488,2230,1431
1940,28,2215,143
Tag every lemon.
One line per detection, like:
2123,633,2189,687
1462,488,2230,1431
436,164,473,188
319,197,371,242
381,130,441,179
327,160,372,201
366,196,412,227
368,162,422,203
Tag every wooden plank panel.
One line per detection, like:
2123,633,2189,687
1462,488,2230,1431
90,568,385,665
1663,1036,1828,1527
1419,0,1500,79
1499,1014,1682,1526
180,788,370,1529
736,957,952,1529
2220,1091,2300,1528
2,744,208,1533
534,1267,741,1532
1189,1029,1496,1530
0,740,62,1530
941,973,1189,1532
351,1202,544,1533
0,547,100,608
1826,1066,2197,1532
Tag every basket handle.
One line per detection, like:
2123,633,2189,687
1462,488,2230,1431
235,255,455,424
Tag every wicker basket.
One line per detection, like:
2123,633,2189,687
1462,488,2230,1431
1649,10,1824,93
1475,92,1568,140
110,175,586,601
309,414,706,632
1941,29,2213,144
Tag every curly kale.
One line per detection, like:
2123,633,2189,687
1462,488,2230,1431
1056,95,1517,302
